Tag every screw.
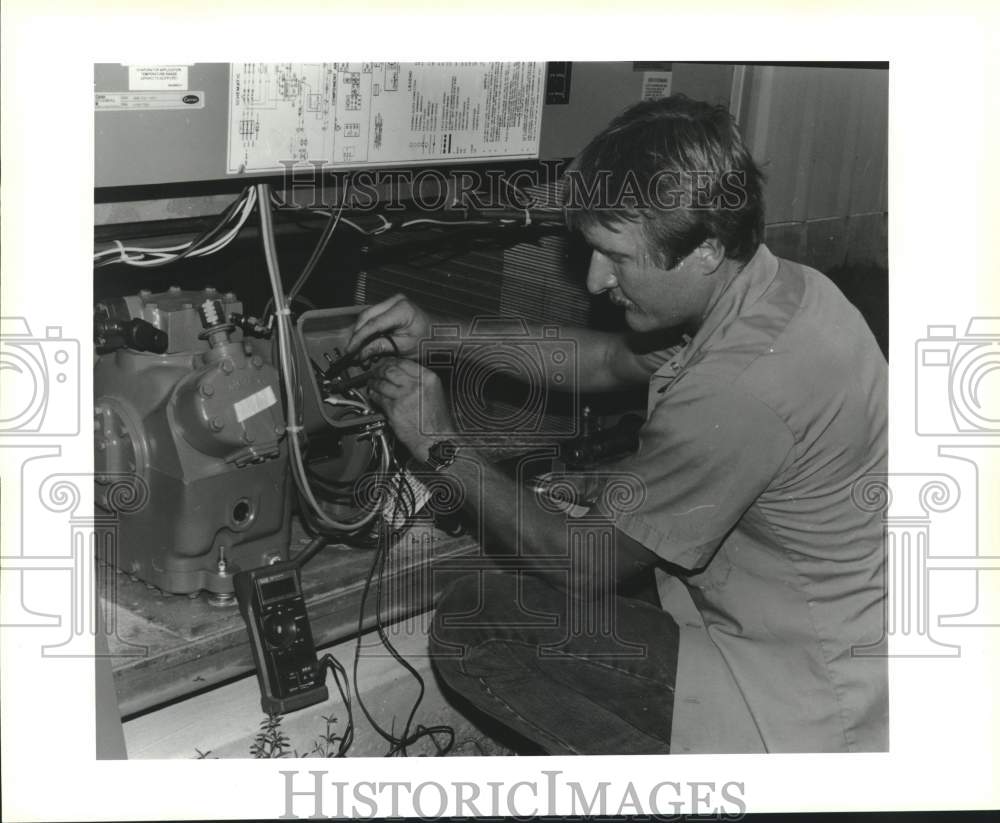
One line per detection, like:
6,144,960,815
200,382,215,397
210,417,224,432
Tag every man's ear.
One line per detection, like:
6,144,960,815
692,238,725,274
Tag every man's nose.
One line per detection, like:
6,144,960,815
586,252,617,294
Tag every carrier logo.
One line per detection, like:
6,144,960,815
182,94,201,105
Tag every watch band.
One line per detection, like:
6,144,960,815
425,439,460,472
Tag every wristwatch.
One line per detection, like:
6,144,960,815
425,439,460,472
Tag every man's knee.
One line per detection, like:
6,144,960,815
431,571,511,651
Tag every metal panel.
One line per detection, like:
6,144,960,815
95,64,231,188
97,62,741,188
743,65,889,224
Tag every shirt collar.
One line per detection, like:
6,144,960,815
651,244,780,386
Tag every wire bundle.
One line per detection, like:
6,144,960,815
351,475,455,757
258,182,393,534
94,186,259,268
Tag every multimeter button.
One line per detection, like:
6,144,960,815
263,614,299,646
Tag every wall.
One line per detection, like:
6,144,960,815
741,65,889,272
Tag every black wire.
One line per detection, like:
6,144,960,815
319,653,354,757
288,204,343,303
348,457,454,757
176,186,254,260
94,186,253,269
292,534,329,567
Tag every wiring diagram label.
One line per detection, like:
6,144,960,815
226,62,545,174
234,386,278,423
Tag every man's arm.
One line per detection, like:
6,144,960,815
365,357,659,590
439,449,658,590
346,293,659,393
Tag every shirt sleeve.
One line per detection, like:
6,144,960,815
596,374,795,571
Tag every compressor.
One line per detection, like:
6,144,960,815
93,286,291,595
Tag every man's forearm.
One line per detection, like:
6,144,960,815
438,449,654,590
417,311,647,392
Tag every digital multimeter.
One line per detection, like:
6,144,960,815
234,560,329,715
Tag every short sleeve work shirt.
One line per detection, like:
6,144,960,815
601,245,888,753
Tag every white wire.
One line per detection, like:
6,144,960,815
94,187,256,266
258,181,390,533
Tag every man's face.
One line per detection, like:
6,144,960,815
581,219,718,333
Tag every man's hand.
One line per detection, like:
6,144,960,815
346,294,431,362
366,357,455,462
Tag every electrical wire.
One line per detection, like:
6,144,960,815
287,197,345,303
94,187,257,268
319,653,355,757
346,453,455,757
258,182,392,534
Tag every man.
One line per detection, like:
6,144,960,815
347,96,888,754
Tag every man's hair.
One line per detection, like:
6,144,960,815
562,95,765,267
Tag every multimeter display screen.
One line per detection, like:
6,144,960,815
259,575,297,602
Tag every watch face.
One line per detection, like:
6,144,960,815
429,440,457,466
